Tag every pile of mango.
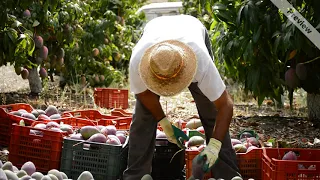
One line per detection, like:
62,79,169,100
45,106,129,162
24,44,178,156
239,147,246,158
0,161,93,180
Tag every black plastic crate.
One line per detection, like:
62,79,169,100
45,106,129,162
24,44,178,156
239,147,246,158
60,137,128,180
152,138,185,180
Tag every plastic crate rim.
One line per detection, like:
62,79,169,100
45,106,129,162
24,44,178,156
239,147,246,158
63,135,129,149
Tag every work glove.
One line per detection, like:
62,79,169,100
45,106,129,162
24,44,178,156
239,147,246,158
159,117,189,149
196,138,221,172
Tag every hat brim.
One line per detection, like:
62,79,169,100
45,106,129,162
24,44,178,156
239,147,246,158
139,40,197,97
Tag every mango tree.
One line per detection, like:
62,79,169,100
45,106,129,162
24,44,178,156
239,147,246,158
183,0,320,124
0,0,146,95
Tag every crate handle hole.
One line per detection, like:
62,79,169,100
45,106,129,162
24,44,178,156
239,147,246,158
301,164,317,170
83,143,90,150
88,144,103,151
30,130,43,137
283,150,301,157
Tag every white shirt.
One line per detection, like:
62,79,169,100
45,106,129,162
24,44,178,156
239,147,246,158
129,15,226,102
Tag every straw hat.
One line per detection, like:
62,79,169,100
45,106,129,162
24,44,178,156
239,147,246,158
139,40,197,97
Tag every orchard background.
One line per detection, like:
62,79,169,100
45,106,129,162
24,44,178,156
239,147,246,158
0,0,320,150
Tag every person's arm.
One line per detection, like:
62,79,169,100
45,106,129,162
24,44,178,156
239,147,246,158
136,89,165,122
196,90,233,172
212,90,234,142
136,89,189,148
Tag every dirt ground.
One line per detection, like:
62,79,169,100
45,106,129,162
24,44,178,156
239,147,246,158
0,65,320,149
0,65,29,93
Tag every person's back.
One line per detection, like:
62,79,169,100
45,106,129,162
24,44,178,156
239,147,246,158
141,15,205,42
130,15,217,97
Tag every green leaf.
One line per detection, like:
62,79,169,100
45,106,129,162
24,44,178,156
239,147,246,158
243,40,253,61
210,20,218,31
18,34,27,40
267,138,276,148
205,1,213,16
226,40,233,51
264,14,271,32
212,3,227,11
212,13,221,22
253,25,262,43
236,5,245,26
283,32,291,51
273,36,281,53
26,36,35,56
32,20,40,27
285,20,292,28
272,31,281,38
233,38,240,47
246,66,260,95
244,5,249,22
15,39,27,54
11,20,22,28
215,10,234,24
7,28,18,43
252,67,260,89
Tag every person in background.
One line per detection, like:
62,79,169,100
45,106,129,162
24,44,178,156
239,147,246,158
123,14,242,180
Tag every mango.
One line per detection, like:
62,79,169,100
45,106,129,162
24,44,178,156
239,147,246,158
31,172,44,180
186,119,202,129
21,113,36,120
0,169,7,180
48,169,62,180
87,133,107,143
45,105,59,117
282,151,297,160
4,170,19,180
141,174,153,180
16,170,28,178
21,161,36,176
77,171,93,180
188,136,205,147
80,126,100,140
2,161,13,171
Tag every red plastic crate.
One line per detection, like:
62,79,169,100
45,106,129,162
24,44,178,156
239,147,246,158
31,117,98,131
0,103,34,112
97,117,132,130
185,148,262,180
262,148,320,180
0,108,10,147
111,109,188,131
185,149,213,179
94,88,129,109
5,103,39,126
62,109,132,130
0,103,34,147
8,124,63,173
62,109,119,120
114,117,132,129
59,117,99,129
111,108,132,117
237,148,262,180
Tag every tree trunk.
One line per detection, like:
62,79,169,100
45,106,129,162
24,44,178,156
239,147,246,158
307,93,320,126
28,67,42,95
